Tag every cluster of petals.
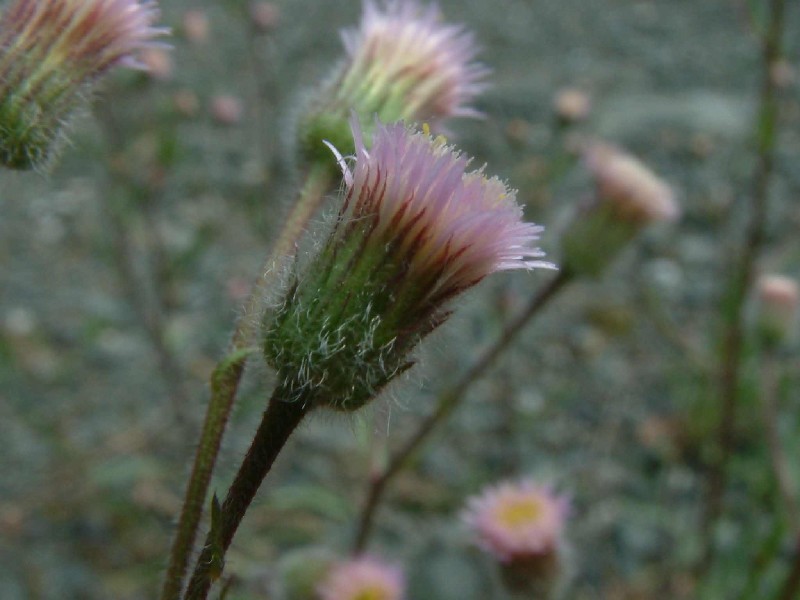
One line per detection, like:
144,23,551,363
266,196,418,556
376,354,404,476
333,116,553,304
463,479,569,563
339,0,488,121
0,0,168,76
317,556,405,600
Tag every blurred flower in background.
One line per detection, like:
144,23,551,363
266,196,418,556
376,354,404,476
297,0,488,168
317,556,405,600
0,0,168,169
561,142,679,277
463,479,569,597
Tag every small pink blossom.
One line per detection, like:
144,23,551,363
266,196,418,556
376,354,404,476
317,556,405,600
463,479,569,563
584,142,679,224
338,0,488,123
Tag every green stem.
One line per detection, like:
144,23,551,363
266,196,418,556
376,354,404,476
701,0,787,570
160,163,333,600
160,349,253,600
351,269,573,553
183,388,311,600
778,534,800,600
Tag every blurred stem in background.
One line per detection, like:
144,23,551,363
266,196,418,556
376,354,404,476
351,269,573,554
758,354,799,533
96,101,192,426
701,0,788,572
160,162,332,600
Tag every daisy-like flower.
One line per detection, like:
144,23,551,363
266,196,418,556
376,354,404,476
0,0,168,169
263,116,553,411
298,0,487,168
464,479,568,563
317,556,405,600
561,142,679,277
463,479,569,597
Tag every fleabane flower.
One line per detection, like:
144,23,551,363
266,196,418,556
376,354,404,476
0,0,168,169
298,0,487,168
463,479,569,596
317,556,405,600
263,117,552,412
561,142,679,277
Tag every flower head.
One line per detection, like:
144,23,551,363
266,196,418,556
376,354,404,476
298,0,487,168
263,117,552,411
463,479,568,563
317,556,405,600
0,0,168,169
463,479,569,596
561,142,679,277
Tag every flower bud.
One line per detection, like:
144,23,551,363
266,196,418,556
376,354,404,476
755,274,799,348
561,142,679,277
0,0,167,170
553,88,591,126
263,117,553,411
463,479,569,598
297,0,487,171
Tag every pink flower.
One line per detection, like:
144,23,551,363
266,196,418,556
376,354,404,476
463,479,569,563
317,557,405,600
263,117,553,411
299,1,488,168
0,0,168,168
339,0,488,123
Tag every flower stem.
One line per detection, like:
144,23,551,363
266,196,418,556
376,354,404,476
182,388,311,600
351,269,573,553
160,163,333,600
160,348,254,600
759,354,799,531
778,534,800,600
701,0,787,570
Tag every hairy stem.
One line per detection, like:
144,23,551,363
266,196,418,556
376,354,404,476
182,389,310,600
160,163,332,600
701,0,787,569
352,269,572,553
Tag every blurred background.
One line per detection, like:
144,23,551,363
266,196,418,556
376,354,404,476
2,0,800,598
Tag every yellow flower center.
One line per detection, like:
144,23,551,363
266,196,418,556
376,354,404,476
496,498,543,528
352,586,392,600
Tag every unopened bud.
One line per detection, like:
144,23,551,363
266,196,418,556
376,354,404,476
553,88,591,125
0,0,168,170
562,142,679,277
756,274,799,348
297,0,488,172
